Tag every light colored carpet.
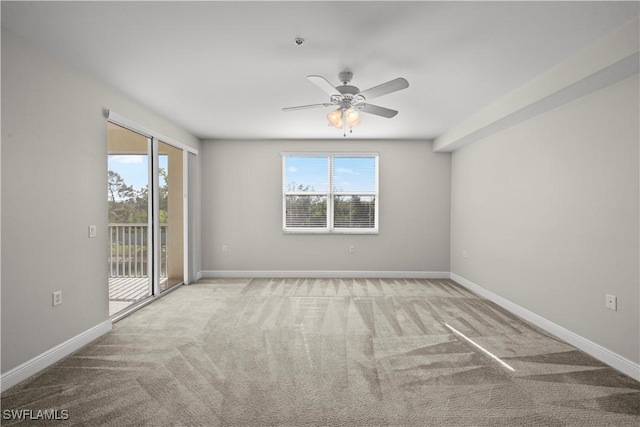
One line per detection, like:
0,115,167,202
2,278,639,426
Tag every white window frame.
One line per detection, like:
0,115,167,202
282,152,379,234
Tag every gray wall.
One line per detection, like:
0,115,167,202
201,139,451,274
1,30,200,373
450,75,639,364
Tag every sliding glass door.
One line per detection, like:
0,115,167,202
107,123,152,316
158,141,184,291
107,123,190,316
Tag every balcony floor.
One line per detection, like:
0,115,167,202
109,277,168,316
110,277,149,301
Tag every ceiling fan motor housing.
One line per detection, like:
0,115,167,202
337,85,359,95
335,84,363,106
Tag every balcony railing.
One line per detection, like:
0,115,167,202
108,224,168,278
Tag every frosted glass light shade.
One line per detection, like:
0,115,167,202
327,109,343,128
345,107,360,127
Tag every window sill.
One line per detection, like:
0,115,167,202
283,229,379,235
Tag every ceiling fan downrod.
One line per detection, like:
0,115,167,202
338,71,353,85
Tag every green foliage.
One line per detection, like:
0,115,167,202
284,181,375,228
285,195,327,227
108,169,168,224
285,194,375,228
334,195,375,228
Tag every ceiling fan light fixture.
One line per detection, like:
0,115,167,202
327,107,359,130
327,108,343,128
345,107,360,127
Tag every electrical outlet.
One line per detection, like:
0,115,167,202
349,245,355,253
605,294,617,311
222,245,228,252
52,291,62,306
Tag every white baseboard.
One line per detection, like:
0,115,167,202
200,270,451,279
1,319,112,393
450,273,640,381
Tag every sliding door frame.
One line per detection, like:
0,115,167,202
151,137,160,296
185,152,197,284
107,111,198,318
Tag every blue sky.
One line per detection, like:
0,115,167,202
108,154,168,190
285,156,376,192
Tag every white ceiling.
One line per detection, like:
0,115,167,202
2,1,638,140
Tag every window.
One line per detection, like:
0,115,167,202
283,153,378,234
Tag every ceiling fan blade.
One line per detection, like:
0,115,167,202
357,77,409,100
282,103,334,112
357,103,398,118
307,75,341,97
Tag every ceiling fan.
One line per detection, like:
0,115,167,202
282,71,409,136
